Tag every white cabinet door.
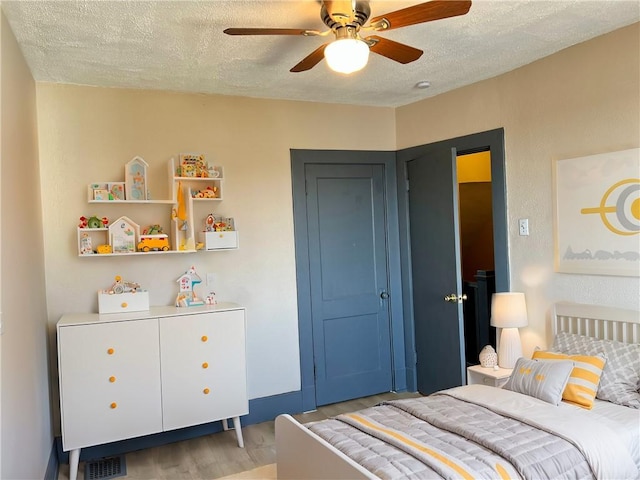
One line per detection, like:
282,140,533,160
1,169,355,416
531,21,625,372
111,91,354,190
58,319,163,450
159,310,248,431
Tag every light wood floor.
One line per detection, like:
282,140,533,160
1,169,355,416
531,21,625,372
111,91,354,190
58,391,421,480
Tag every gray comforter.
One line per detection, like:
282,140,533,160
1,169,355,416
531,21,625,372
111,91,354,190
307,385,639,480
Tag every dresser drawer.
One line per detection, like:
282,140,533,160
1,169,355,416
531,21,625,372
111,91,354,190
58,319,162,450
159,310,248,431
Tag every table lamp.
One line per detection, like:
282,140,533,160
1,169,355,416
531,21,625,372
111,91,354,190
490,292,528,369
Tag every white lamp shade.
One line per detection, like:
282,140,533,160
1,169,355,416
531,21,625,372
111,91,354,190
324,38,369,74
490,292,528,328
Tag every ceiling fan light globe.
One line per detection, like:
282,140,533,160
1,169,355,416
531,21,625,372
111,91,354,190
324,38,369,74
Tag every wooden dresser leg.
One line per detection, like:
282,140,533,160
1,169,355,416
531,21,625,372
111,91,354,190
69,448,81,480
232,416,244,448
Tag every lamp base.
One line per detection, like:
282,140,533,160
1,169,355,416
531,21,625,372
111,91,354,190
497,327,523,369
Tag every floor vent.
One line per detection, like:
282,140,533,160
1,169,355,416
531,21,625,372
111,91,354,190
84,455,127,480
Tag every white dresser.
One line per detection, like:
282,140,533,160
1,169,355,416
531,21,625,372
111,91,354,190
57,303,248,480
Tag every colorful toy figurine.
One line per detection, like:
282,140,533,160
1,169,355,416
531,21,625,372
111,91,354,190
205,214,215,232
192,186,218,199
205,292,217,305
142,224,163,235
79,215,109,229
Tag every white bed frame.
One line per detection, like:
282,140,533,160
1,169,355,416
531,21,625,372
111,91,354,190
553,301,640,343
276,301,640,479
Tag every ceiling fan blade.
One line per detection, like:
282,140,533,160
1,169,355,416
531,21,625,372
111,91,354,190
366,36,423,64
290,43,329,72
224,28,317,36
369,0,471,31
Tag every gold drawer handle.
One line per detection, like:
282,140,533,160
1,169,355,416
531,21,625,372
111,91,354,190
203,388,210,395
107,348,115,355
201,335,208,342
110,402,117,409
202,362,209,369
109,376,116,383
121,302,128,308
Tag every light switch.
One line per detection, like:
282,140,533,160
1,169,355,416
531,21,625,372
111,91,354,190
519,218,530,236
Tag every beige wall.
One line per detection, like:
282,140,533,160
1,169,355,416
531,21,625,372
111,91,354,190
1,10,52,479
397,23,640,355
36,84,397,425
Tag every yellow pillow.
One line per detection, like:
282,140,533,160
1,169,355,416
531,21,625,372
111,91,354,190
532,350,606,409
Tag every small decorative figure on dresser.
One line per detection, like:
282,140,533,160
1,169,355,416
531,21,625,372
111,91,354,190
205,292,217,306
479,345,498,368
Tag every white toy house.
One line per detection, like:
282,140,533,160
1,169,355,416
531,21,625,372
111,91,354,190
125,156,148,201
175,266,205,307
109,216,140,253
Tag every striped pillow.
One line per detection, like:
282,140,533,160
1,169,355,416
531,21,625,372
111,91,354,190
532,350,606,409
553,332,640,408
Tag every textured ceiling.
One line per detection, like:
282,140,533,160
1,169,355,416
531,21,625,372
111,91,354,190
2,1,639,107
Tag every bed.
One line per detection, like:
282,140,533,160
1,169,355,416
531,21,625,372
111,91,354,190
276,302,640,479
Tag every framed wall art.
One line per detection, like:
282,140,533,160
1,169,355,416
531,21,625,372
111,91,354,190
108,182,126,200
553,148,639,277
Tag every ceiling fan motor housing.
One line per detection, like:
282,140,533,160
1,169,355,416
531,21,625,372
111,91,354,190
321,1,371,32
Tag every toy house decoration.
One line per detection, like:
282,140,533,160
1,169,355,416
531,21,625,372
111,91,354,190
125,156,148,201
175,266,205,307
109,216,140,253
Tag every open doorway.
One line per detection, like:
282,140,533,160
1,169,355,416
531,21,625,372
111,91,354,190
457,151,496,367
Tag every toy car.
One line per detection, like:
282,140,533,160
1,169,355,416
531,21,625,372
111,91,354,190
137,234,170,252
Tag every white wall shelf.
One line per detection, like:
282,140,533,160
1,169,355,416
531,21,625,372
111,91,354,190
88,199,175,205
79,157,237,256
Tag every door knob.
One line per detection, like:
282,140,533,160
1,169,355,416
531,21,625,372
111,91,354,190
444,293,467,303
380,291,389,299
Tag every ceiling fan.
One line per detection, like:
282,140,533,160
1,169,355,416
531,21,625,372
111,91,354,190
223,0,472,74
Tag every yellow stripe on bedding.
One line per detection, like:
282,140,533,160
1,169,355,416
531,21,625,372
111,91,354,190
532,350,606,409
345,414,475,480
496,463,513,480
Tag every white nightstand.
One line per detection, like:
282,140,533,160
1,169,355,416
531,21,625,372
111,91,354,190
466,365,513,388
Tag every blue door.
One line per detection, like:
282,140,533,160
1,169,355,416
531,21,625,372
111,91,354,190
408,148,466,394
305,163,393,405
